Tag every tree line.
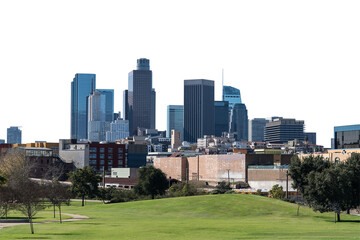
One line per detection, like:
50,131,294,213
289,154,360,222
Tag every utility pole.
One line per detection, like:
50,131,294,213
226,169,230,183
286,170,289,199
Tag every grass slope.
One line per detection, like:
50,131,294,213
0,194,359,239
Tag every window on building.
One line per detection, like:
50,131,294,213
108,160,113,165
100,148,105,153
108,154,113,159
90,147,97,153
90,154,97,159
100,154,105,159
108,148,113,153
100,160,104,165
118,154,123,159
118,160,123,165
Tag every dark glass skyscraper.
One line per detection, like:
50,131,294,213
334,125,360,149
230,103,248,141
126,58,155,136
71,73,96,141
249,118,269,142
184,79,214,143
214,101,229,137
167,105,184,140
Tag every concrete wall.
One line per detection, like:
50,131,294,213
153,157,186,181
248,168,294,190
187,154,246,183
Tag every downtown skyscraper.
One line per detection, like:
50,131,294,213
125,58,156,136
71,73,96,141
88,89,114,142
7,126,22,144
184,79,215,143
167,105,184,140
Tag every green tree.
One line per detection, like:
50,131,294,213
269,184,285,199
68,167,102,206
45,181,71,223
289,154,360,222
134,166,168,199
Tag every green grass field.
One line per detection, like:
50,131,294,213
0,194,359,239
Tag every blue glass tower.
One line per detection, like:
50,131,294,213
71,73,96,141
7,126,22,144
230,103,248,141
214,101,229,137
222,85,241,108
167,105,184,140
88,89,114,142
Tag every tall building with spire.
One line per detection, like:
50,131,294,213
222,85,242,108
71,73,96,141
125,58,156,136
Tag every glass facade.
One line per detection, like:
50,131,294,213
229,103,248,141
167,105,184,140
88,90,114,142
249,118,269,142
71,73,96,141
184,79,215,143
126,58,155,136
7,126,22,144
214,101,229,137
106,119,130,142
222,85,241,109
334,125,360,149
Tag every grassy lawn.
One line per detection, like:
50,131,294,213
0,194,359,239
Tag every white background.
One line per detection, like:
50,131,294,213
0,0,359,147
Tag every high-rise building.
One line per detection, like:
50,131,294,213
167,105,184,140
184,79,214,143
304,132,317,145
123,90,128,121
7,126,22,144
97,89,114,122
264,118,304,143
71,73,96,141
125,58,155,136
88,90,114,142
106,119,130,142
222,85,241,109
229,103,248,141
214,101,229,137
334,124,360,149
249,118,269,142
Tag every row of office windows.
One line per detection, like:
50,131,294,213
89,153,124,159
89,160,124,165
89,147,124,153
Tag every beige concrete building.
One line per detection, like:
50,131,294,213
298,148,360,163
171,130,181,150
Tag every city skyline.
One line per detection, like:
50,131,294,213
1,1,360,147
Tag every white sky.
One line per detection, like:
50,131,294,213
0,0,359,147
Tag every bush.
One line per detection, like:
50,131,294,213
215,181,232,194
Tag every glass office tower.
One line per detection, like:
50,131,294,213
184,79,214,143
222,85,242,108
126,58,155,136
88,90,114,142
230,103,248,141
264,118,304,143
334,125,360,149
249,118,269,142
167,105,184,141
71,73,96,141
7,126,22,144
214,101,229,137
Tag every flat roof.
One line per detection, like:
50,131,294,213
334,124,360,132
